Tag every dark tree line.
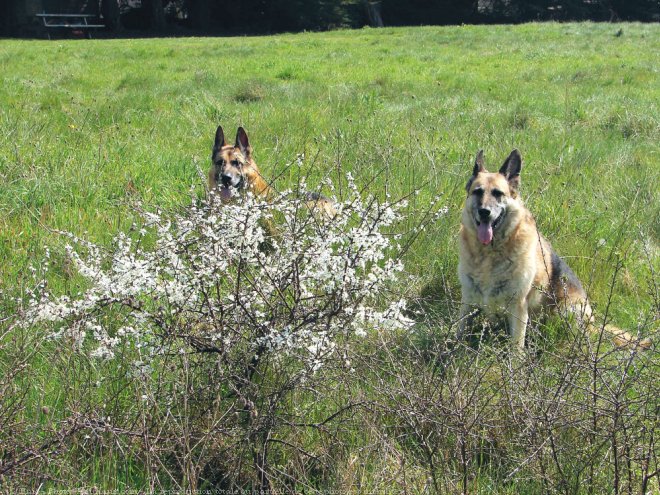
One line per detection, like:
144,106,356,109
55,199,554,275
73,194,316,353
117,0,660,32
2,0,659,36
480,0,660,23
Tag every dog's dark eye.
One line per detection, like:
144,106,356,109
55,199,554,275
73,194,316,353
492,189,504,199
472,188,484,196
231,160,241,168
215,159,225,167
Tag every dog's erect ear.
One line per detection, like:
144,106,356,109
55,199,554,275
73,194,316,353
499,149,522,191
214,125,227,150
235,127,252,157
466,150,485,193
473,149,485,176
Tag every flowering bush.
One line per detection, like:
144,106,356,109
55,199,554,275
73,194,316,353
26,177,415,368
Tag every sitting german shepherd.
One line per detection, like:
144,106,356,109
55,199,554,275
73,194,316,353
208,125,269,201
208,125,335,216
458,149,651,350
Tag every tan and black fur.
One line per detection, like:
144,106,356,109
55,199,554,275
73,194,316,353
458,149,650,350
208,125,335,216
208,125,270,202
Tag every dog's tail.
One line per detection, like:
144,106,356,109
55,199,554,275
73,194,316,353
599,323,652,350
570,300,652,350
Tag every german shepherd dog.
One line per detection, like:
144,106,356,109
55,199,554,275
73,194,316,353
208,125,269,202
458,149,651,350
208,125,335,216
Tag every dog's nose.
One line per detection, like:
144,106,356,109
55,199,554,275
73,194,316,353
478,208,491,219
220,174,232,187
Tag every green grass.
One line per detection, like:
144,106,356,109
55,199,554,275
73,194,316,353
0,22,658,491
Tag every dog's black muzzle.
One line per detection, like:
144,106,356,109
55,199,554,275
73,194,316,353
474,208,505,229
220,174,245,190
220,174,232,187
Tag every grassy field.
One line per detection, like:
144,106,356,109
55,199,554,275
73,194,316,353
1,23,659,319
0,22,658,492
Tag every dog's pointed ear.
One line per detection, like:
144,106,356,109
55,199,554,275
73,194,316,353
214,125,227,150
499,149,522,191
473,149,485,176
466,150,485,193
235,127,252,157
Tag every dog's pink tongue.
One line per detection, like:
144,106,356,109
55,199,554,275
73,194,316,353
219,187,232,202
477,223,493,245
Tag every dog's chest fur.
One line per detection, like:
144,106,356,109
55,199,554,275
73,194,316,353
459,216,540,312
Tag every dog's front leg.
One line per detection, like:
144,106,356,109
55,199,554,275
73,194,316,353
457,302,480,342
507,299,529,349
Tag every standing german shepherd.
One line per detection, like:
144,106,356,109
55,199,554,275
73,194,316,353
458,149,650,350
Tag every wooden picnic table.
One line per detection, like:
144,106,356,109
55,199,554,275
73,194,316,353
36,13,105,39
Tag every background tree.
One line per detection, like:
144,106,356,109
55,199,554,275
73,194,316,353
380,0,480,25
186,0,211,30
1,0,18,35
143,0,166,30
101,0,121,30
365,1,384,26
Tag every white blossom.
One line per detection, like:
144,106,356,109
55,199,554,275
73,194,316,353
22,176,436,371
